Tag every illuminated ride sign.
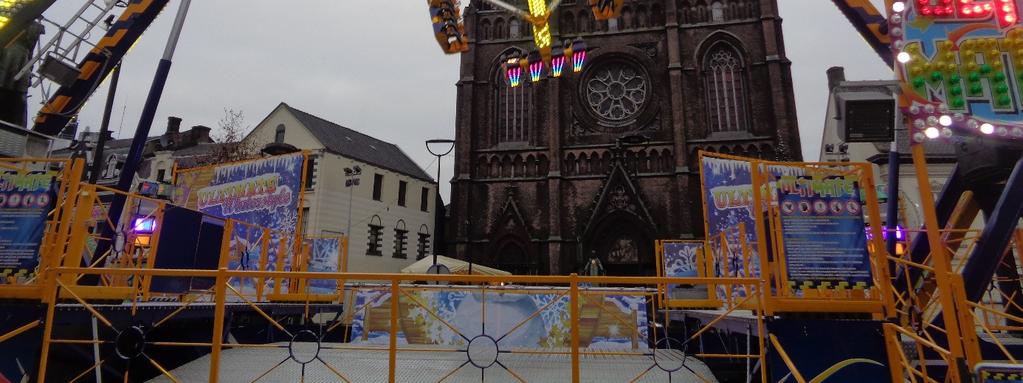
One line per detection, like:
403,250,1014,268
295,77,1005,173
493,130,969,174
890,0,1023,142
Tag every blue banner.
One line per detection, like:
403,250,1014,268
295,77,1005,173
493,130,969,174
307,237,341,294
195,153,305,292
699,155,802,274
700,156,758,282
776,175,872,290
661,242,706,301
350,289,648,350
0,171,56,284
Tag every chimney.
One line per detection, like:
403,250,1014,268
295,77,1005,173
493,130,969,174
190,125,212,143
167,116,182,134
827,66,846,92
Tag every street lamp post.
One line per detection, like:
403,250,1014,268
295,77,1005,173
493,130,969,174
425,139,455,269
344,166,362,272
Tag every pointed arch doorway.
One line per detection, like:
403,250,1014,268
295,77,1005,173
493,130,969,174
495,238,533,275
583,211,655,276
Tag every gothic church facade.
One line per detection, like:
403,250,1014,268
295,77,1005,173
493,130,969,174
448,0,801,275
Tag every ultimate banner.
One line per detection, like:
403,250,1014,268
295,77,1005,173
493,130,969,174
699,154,803,278
174,153,305,292
776,175,872,290
0,171,56,284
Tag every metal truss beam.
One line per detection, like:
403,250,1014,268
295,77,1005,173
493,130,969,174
961,158,1023,303
830,0,893,67
32,0,170,136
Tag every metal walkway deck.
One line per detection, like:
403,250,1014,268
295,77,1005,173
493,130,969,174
152,344,719,382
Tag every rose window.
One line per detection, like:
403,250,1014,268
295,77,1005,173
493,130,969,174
585,63,648,121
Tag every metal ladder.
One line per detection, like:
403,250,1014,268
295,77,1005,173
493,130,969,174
14,0,122,86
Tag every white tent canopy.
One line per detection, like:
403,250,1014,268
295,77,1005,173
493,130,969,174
401,255,511,276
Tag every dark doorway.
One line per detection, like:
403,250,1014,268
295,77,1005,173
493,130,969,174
584,212,655,276
496,240,533,275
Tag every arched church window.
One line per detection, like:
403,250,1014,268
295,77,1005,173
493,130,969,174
510,18,521,38
561,11,575,35
703,42,749,133
493,52,533,144
711,2,724,22
495,18,506,39
578,10,591,33
481,19,492,40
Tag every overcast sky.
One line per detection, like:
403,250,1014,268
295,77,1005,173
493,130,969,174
32,0,892,201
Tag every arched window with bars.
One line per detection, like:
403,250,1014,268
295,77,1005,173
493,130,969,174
702,41,750,134
493,50,533,145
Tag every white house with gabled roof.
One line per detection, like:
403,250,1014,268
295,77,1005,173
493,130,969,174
241,102,437,273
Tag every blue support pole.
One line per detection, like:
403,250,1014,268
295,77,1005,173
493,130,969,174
929,158,1023,349
895,165,965,296
961,157,1023,303
88,1,192,282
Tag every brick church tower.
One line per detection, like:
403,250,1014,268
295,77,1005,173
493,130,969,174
448,0,801,275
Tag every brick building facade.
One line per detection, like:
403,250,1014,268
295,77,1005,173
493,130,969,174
448,0,801,275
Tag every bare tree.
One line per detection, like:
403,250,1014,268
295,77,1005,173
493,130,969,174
186,108,257,167
215,108,248,143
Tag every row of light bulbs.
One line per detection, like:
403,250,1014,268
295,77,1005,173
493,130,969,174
503,38,587,87
890,0,1023,142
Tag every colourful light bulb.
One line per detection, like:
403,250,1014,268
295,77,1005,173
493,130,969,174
571,39,587,73
505,58,521,87
551,56,564,78
550,41,565,78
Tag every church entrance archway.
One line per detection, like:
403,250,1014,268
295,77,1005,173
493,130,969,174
582,211,654,276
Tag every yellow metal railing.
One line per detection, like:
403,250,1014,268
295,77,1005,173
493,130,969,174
14,154,1023,382
36,266,768,383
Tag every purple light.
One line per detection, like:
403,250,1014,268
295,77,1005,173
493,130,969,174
866,224,905,241
132,217,156,234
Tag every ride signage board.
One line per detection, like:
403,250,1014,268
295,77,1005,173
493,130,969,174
776,175,873,291
306,237,342,294
0,171,55,284
174,153,306,293
891,0,1023,142
659,241,707,302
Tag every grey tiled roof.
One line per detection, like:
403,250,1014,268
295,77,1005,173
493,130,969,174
283,104,433,182
173,142,228,157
